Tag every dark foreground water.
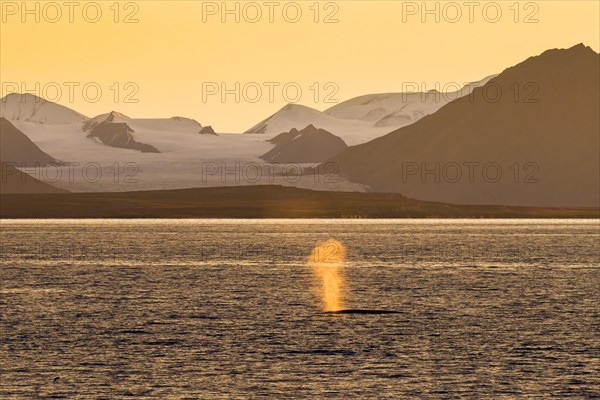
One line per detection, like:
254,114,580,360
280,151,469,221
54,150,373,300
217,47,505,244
1,219,599,399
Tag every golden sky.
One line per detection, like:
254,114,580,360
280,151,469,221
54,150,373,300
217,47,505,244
1,0,598,132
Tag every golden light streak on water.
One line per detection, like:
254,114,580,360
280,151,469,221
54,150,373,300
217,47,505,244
307,239,346,312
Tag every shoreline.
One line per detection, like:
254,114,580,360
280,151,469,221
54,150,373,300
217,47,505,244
2,185,598,219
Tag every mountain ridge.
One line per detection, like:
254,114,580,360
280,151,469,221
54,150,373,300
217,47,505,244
261,124,347,163
324,44,600,207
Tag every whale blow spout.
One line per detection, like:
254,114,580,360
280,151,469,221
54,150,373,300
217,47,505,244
307,239,346,312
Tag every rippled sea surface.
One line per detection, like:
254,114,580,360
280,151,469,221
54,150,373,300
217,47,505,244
1,219,599,399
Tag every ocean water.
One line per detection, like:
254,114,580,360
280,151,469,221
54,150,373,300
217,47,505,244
1,219,599,399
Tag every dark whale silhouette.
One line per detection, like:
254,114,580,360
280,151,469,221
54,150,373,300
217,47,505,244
324,309,400,315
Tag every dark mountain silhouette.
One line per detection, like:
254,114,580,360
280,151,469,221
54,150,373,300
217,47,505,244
0,117,61,166
0,161,68,194
87,121,160,153
261,125,347,163
325,44,600,207
199,125,217,135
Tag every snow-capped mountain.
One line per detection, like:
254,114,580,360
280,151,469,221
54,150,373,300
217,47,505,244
83,111,206,152
84,111,202,134
9,103,271,161
244,104,392,146
324,75,496,127
0,93,88,124
244,75,495,145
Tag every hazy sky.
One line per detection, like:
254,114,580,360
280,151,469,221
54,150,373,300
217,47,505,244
1,1,598,132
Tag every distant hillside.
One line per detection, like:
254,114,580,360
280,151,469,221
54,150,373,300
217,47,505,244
0,93,87,124
0,185,596,218
0,161,68,194
261,125,347,163
327,44,600,207
199,126,218,135
324,75,496,127
0,117,61,166
87,121,160,153
243,104,392,146
244,76,495,145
